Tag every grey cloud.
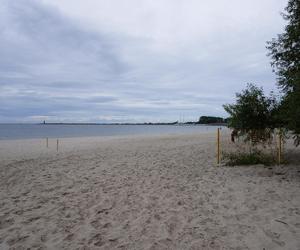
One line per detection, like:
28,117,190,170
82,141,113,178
85,96,118,103
0,0,286,122
0,0,125,83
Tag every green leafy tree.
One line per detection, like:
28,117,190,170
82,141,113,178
223,84,279,143
267,0,300,145
198,116,224,124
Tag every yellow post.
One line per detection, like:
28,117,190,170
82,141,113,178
217,128,220,165
278,132,282,165
56,139,59,152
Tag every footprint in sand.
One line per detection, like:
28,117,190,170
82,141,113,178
165,216,181,236
0,217,14,229
88,233,105,247
6,234,29,246
263,229,285,247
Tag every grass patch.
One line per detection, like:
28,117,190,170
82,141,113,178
223,150,276,166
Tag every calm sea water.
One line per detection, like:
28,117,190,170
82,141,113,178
0,124,225,140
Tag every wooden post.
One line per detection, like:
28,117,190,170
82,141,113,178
56,139,59,152
278,132,282,165
46,137,48,148
217,128,220,165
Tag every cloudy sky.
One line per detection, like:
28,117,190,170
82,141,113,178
0,0,287,123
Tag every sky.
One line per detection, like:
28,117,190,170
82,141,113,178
0,0,287,123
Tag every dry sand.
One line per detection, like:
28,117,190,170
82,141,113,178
0,133,299,249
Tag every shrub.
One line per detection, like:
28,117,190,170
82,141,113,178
223,150,276,166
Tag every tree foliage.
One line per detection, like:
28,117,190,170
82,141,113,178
267,0,300,145
198,116,225,124
223,84,280,142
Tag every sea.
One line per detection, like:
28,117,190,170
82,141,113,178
0,124,226,140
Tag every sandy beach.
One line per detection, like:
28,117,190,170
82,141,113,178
0,133,299,249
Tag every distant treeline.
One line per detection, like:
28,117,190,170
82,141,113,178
197,116,228,124
41,121,179,126
41,117,228,126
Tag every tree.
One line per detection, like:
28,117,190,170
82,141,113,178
223,84,280,143
267,0,300,145
198,116,225,124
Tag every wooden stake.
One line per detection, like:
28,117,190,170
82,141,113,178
56,139,59,152
46,137,48,148
217,128,220,165
278,132,282,165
